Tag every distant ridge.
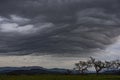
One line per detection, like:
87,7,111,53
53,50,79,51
0,66,72,75
0,66,119,75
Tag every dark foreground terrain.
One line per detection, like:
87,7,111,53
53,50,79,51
0,67,120,80
0,74,120,80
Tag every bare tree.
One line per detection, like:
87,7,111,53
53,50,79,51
75,61,91,74
110,60,120,69
104,61,112,70
74,57,120,75
115,60,120,69
90,57,106,75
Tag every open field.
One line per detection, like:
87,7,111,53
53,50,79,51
0,74,120,80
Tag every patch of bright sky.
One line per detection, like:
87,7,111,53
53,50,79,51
0,55,86,69
95,36,120,61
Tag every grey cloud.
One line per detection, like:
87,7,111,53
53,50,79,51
77,8,120,25
0,0,120,56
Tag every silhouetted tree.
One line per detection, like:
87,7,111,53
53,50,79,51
89,57,106,75
75,61,91,74
104,61,112,70
115,60,120,69
110,60,120,69
74,57,120,75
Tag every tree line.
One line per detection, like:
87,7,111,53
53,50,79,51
74,57,120,75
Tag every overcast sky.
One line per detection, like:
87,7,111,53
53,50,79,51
0,0,120,68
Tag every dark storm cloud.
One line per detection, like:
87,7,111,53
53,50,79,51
0,0,120,56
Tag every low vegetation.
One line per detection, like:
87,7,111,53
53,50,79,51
0,74,120,80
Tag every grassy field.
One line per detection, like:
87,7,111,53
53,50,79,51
0,74,120,80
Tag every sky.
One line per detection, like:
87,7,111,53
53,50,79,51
0,0,120,69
